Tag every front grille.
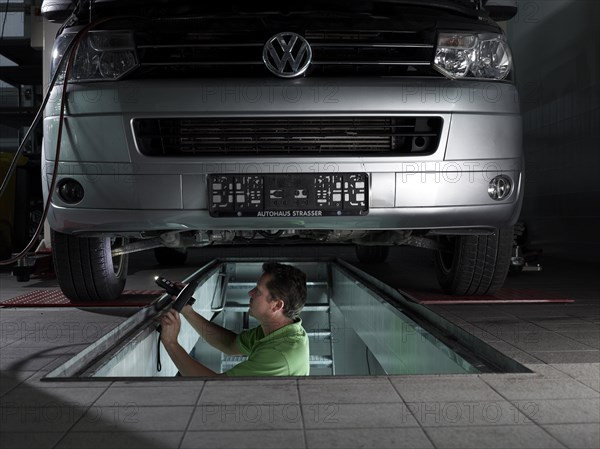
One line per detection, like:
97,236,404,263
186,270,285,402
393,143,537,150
132,18,439,78
133,117,443,156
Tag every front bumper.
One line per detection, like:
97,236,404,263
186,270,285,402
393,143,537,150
43,78,523,235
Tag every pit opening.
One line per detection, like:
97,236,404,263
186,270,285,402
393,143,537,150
44,259,530,380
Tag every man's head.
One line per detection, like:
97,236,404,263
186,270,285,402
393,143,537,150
249,262,307,321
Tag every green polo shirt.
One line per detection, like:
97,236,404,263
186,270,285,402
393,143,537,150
226,319,310,377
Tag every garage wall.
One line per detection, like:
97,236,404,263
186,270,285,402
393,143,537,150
507,0,600,261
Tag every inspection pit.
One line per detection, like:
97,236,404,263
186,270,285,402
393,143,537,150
44,259,529,380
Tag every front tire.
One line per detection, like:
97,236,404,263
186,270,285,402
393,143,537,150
434,227,513,296
51,230,128,302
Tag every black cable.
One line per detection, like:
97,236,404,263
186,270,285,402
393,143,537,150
1,10,142,203
0,36,78,200
0,17,119,266
0,0,9,41
0,37,79,265
156,333,162,372
366,346,372,375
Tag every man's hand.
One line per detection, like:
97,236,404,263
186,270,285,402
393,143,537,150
159,309,181,346
158,308,223,377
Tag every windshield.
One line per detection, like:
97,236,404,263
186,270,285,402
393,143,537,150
44,0,481,22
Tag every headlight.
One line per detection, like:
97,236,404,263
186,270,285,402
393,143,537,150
50,31,138,83
50,32,76,81
434,32,512,81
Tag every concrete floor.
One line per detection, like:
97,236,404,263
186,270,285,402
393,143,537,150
0,246,599,449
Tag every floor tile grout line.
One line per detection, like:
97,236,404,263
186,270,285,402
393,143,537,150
532,324,600,352
445,316,548,358
442,315,539,350
8,398,569,408
387,376,437,449
460,315,542,339
491,310,600,351
291,379,309,449
0,370,37,399
48,379,116,449
0,347,109,393
304,422,600,429
12,396,592,410
478,379,599,401
10,423,594,435
38,344,96,373
176,380,207,449
0,343,81,373
541,425,600,449
524,349,600,353
458,315,600,360
529,363,600,384
0,337,25,350
479,377,570,449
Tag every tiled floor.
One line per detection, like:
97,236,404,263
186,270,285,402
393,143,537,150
1,246,599,448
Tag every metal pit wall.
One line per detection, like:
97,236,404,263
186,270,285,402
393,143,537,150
44,259,530,380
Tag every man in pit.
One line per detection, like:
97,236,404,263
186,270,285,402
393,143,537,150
159,262,310,377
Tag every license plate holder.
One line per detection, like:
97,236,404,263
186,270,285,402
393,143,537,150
208,173,368,218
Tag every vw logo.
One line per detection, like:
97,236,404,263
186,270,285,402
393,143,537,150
263,32,312,78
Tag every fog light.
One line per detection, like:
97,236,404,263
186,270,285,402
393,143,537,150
488,175,512,201
57,179,84,204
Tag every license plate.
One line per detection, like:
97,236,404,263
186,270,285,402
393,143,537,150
208,173,368,218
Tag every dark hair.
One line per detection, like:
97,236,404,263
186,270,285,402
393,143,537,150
262,262,307,319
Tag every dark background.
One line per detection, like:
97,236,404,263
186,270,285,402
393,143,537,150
507,0,600,262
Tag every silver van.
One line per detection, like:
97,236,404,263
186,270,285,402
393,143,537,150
42,0,522,301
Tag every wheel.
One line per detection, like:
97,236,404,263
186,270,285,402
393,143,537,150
51,230,129,302
434,227,513,295
355,245,389,264
154,247,188,266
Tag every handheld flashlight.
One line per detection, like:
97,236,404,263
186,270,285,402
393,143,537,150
154,276,182,296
